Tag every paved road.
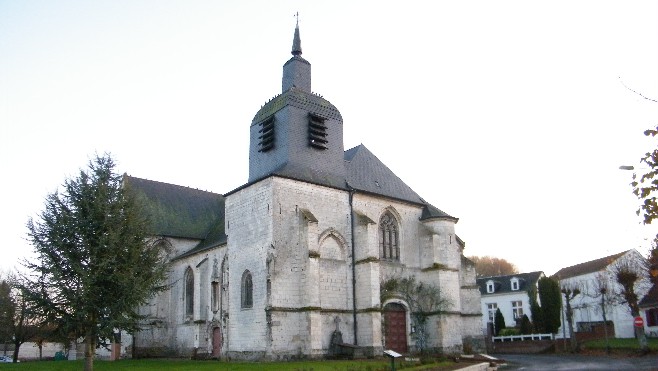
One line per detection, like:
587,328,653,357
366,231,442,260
493,353,658,370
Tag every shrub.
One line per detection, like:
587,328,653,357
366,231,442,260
499,328,521,336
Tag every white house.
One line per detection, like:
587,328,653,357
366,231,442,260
477,272,544,334
553,249,651,339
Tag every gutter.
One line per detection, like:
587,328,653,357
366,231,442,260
348,183,358,344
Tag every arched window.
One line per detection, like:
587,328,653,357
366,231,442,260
379,211,399,261
241,270,253,309
184,267,194,317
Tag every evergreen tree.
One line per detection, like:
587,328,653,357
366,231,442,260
538,277,562,334
494,308,506,336
519,314,533,335
23,154,171,371
0,280,14,355
528,288,544,333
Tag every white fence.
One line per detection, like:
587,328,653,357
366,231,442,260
492,333,554,342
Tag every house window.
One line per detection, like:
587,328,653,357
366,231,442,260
487,303,498,322
184,267,194,317
241,270,253,309
647,308,658,327
512,300,523,320
486,280,495,293
379,212,399,261
211,281,219,313
511,278,519,291
258,116,275,152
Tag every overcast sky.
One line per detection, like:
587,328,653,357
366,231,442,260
2,1,658,276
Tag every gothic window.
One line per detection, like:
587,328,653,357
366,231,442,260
184,267,194,317
241,270,253,309
308,114,328,150
379,212,399,261
258,116,275,152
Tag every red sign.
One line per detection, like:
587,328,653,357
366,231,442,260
634,316,644,328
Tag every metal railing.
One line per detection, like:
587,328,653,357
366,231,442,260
492,333,554,342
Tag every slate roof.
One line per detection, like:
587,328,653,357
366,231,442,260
252,88,343,125
639,283,658,308
228,144,457,222
124,176,227,258
345,145,457,221
552,250,629,280
476,271,544,295
125,144,457,260
267,162,348,190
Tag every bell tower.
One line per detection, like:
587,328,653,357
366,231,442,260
248,21,345,184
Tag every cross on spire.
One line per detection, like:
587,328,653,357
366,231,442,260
291,12,302,56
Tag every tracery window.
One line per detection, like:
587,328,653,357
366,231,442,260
241,270,253,309
379,212,399,261
184,267,194,317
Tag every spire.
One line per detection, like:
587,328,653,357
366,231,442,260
291,12,302,56
282,15,311,92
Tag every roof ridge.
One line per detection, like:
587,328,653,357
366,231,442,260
125,174,222,196
553,250,630,278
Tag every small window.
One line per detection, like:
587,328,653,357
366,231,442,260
184,267,194,317
487,303,497,322
647,308,658,327
511,278,519,291
486,280,495,293
308,114,328,150
211,281,219,313
512,300,523,320
258,116,275,152
241,270,253,309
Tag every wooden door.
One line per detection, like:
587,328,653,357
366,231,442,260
384,303,408,354
212,327,222,357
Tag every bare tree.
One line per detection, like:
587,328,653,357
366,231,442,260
468,256,519,277
560,281,581,352
0,274,43,363
586,273,616,354
609,257,651,353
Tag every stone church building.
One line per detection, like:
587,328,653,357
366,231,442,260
126,24,483,360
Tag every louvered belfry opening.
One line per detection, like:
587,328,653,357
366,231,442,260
258,116,275,152
308,113,328,150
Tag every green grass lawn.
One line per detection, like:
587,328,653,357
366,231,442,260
582,337,658,351
0,358,458,371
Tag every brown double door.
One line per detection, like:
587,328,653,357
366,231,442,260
383,303,408,354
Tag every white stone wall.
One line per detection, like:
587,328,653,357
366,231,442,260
225,179,273,354
269,177,353,352
135,176,483,358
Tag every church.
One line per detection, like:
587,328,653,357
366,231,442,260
126,23,483,360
